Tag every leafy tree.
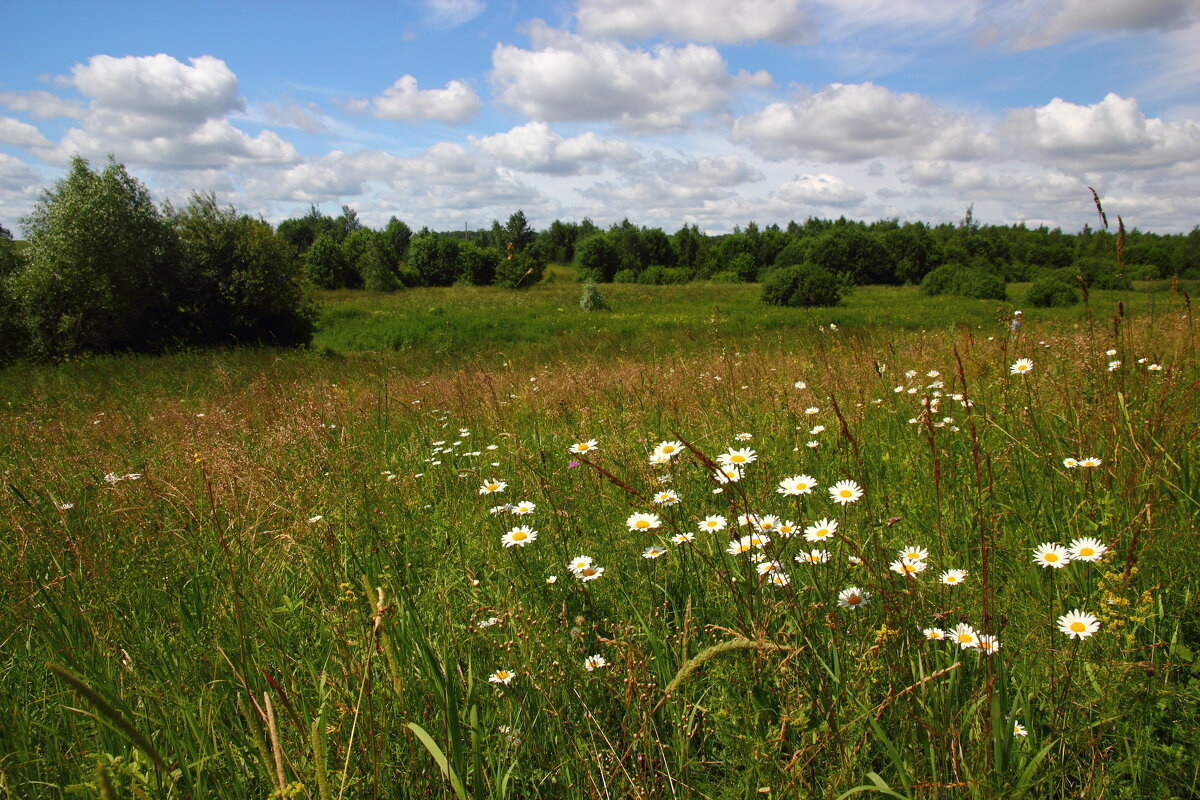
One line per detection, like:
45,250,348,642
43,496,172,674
494,250,544,289
13,156,179,358
304,233,349,289
335,205,363,240
641,227,676,268
761,263,841,307
576,234,621,283
503,210,536,254
0,223,19,279
172,192,315,344
672,224,703,271
0,224,26,364
457,241,501,286
408,233,461,287
807,226,893,285
383,217,413,263
277,204,338,254
1026,275,1079,307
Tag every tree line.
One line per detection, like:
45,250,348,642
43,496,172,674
2,156,1198,364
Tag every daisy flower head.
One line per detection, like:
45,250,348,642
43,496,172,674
777,520,798,537
756,559,784,576
490,504,512,515
976,635,1001,655
567,556,593,574
1032,542,1071,568
923,627,946,641
479,479,507,495
719,447,757,467
950,623,978,649
803,517,838,543
837,586,871,609
1013,721,1028,737
735,432,753,441
805,406,820,415
1079,456,1102,468
940,569,968,586
648,453,671,466
1062,457,1078,468
899,545,928,562
511,500,536,515
756,514,782,533
794,380,807,389
769,572,792,588
829,479,864,505
502,525,537,548
568,439,598,454
698,514,727,532
627,512,662,532
778,474,818,496
1108,360,1121,372
713,465,742,484
726,536,754,555
1148,363,1162,372
890,557,926,577
575,564,605,581
746,532,771,549
671,532,695,545
584,654,608,671
653,440,683,459
652,489,680,506
1069,537,1107,562
642,545,667,559
797,549,830,565
1010,358,1034,376
1057,609,1100,639
848,555,863,565
1106,349,1118,356
810,425,825,434
489,669,515,685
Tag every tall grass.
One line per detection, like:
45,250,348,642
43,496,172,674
0,284,1197,798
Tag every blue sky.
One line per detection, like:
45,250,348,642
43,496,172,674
2,0,1198,234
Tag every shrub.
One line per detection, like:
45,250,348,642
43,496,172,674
638,265,691,285
709,270,744,283
457,241,501,286
1026,275,1079,307
1074,257,1133,290
305,233,349,289
579,281,609,311
408,233,461,287
761,263,841,307
575,234,621,283
494,251,545,289
919,262,1007,300
613,269,638,283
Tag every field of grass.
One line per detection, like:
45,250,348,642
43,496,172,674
1,279,1198,799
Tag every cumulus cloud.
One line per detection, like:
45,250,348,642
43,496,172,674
0,90,84,119
0,116,52,148
71,54,241,124
775,173,866,206
471,121,639,175
1006,0,1198,49
426,0,486,27
1003,92,1200,170
732,82,995,162
575,0,814,44
0,153,40,191
346,75,481,124
490,21,770,131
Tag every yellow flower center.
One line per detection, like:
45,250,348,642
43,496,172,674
1070,621,1085,632
847,595,861,604
662,446,675,453
581,568,596,577
636,520,649,528
487,484,499,491
840,490,852,497
947,576,958,583
1045,553,1058,562
512,532,526,540
496,671,510,679
958,634,972,643
1079,547,1094,556
731,455,745,463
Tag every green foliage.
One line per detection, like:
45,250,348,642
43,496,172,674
575,233,621,283
1026,274,1080,307
808,225,894,285
13,156,180,358
383,216,413,262
578,281,609,311
709,269,744,283
408,233,462,287
637,265,691,285
0,222,20,279
1075,257,1133,290
612,268,638,283
304,233,350,289
760,262,841,307
493,250,545,289
456,241,501,286
172,193,315,345
729,252,758,282
920,262,1007,300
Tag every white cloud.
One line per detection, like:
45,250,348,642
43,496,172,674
471,121,639,174
732,82,995,162
0,90,84,119
71,54,241,124
426,0,486,27
775,173,866,206
650,154,764,188
347,75,481,124
1003,93,1200,170
490,21,768,131
0,153,40,191
575,0,814,44
0,116,52,148
1007,0,1198,49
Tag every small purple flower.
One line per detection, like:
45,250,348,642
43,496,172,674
568,461,580,469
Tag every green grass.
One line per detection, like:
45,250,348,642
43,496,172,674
1,280,1198,799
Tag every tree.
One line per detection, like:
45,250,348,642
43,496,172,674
503,210,536,253
761,264,842,307
305,233,349,289
807,226,893,285
408,233,461,286
383,217,412,263
13,156,179,358
0,223,26,363
457,241,501,286
575,234,621,283
172,192,315,344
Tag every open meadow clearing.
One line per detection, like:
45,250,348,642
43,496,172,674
2,281,1199,799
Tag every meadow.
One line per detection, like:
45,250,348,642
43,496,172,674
1,277,1198,799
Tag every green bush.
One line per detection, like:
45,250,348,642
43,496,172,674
575,234,620,283
494,251,545,289
612,269,638,283
579,281,609,311
1026,275,1079,307
408,233,461,287
456,241,501,286
919,262,1007,300
709,270,744,283
761,263,841,307
638,266,691,285
305,233,350,289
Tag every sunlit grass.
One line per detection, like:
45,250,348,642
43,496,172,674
1,282,1198,798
